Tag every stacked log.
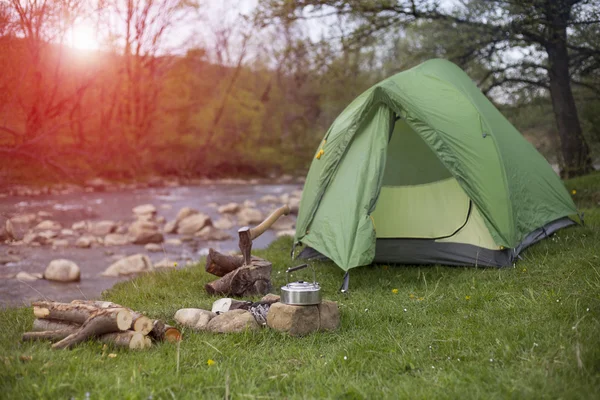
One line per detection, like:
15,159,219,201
22,300,181,350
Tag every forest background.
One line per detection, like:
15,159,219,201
0,0,598,184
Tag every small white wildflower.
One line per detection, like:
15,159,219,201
431,365,435,369
364,308,369,312
343,356,347,360
490,358,494,362
403,308,407,312
587,308,590,312
533,343,538,347
447,356,451,360
572,326,576,330
556,299,560,302
457,358,461,361
428,346,432,349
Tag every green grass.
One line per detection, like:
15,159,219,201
1,175,599,399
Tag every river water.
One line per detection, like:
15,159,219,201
0,182,301,307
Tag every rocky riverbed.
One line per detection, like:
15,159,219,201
0,179,303,307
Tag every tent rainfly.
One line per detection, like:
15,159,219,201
294,59,579,274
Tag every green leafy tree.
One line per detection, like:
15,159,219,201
258,0,600,177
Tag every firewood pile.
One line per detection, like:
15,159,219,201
22,300,181,350
204,205,290,297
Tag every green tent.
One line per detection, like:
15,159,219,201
294,59,578,272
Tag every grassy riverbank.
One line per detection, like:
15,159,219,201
1,173,599,399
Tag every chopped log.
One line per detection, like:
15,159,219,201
149,319,166,341
131,312,153,335
22,329,77,341
32,318,80,332
149,319,181,342
52,308,133,350
71,300,152,334
205,260,272,297
99,331,146,349
205,248,264,277
144,336,152,349
71,300,124,309
33,301,101,324
164,325,182,343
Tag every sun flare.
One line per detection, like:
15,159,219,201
68,24,100,51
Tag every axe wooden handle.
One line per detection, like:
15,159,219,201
249,205,290,240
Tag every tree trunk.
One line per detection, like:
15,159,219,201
546,17,593,178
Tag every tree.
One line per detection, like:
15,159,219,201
258,0,600,177
0,0,96,177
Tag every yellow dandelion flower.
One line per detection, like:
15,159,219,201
418,297,424,301
173,262,178,267
465,296,471,300
392,288,399,294
108,353,117,358
207,359,215,366
409,294,415,299
522,268,527,272
571,189,577,195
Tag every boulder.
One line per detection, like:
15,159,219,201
318,300,341,331
196,226,231,241
102,254,153,276
4,220,15,240
177,213,211,235
34,220,62,231
259,195,279,204
71,221,89,232
260,293,281,304
51,239,70,249
213,218,234,230
60,229,76,237
90,220,117,236
266,303,320,336
165,238,182,246
243,200,256,208
132,204,157,219
10,213,37,226
206,309,260,333
145,243,162,252
44,259,80,282
155,258,177,269
163,220,177,234
155,216,166,224
75,236,95,248
217,203,240,214
0,254,21,265
37,211,53,219
276,230,296,238
175,207,199,224
128,220,164,245
16,271,43,281
174,308,216,330
104,233,130,246
23,231,54,245
236,208,263,225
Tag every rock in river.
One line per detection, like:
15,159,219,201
128,220,164,245
44,259,81,282
102,254,154,276
177,213,211,235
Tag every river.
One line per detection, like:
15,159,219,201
0,181,302,307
